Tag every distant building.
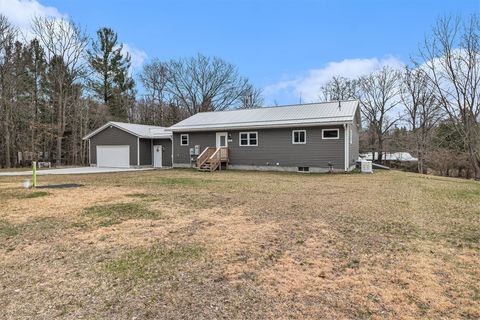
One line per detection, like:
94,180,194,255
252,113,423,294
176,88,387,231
361,152,418,162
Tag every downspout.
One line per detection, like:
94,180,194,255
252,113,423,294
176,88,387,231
137,137,140,167
344,123,349,172
171,135,174,167
88,139,91,166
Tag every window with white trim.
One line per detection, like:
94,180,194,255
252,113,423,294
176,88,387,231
180,134,189,146
292,130,306,144
239,132,258,146
322,129,339,139
350,129,353,144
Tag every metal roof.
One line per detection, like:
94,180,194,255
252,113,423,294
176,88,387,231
83,121,172,140
169,100,359,132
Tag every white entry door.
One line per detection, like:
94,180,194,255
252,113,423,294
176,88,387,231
153,145,162,168
97,145,130,168
216,132,228,148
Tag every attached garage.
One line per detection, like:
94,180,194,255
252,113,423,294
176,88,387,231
96,145,130,168
83,122,173,168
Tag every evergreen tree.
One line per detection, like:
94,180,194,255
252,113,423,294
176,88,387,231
88,27,135,121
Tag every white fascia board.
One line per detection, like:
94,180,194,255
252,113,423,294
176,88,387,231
140,134,172,139
83,122,142,140
169,120,354,132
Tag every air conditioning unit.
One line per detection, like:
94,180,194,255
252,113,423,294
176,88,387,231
361,160,373,173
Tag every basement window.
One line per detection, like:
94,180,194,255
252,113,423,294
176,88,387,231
322,129,339,140
180,134,189,146
298,166,310,173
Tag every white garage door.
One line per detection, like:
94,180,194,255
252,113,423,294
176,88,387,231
96,145,130,168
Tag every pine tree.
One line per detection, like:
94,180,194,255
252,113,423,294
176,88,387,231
88,27,135,121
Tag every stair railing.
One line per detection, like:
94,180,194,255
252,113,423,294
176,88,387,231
196,147,215,168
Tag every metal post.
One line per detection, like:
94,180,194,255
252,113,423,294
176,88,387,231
32,161,37,188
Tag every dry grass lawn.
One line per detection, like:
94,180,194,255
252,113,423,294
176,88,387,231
0,169,479,319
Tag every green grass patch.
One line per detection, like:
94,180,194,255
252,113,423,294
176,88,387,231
105,244,203,280
0,220,19,238
156,177,202,186
21,191,49,199
83,202,162,227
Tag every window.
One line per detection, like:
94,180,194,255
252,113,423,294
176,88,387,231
298,166,310,173
239,132,258,146
292,130,306,144
350,129,353,145
180,134,189,146
322,129,339,140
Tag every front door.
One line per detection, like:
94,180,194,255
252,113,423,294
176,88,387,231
216,132,228,148
153,145,162,168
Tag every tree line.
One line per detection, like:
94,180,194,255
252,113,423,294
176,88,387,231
320,15,480,179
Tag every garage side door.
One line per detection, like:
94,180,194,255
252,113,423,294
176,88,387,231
96,145,130,168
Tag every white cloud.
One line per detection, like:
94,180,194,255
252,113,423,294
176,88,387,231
122,43,148,72
0,0,65,36
264,56,405,104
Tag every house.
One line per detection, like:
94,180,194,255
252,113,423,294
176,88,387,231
83,122,172,168
169,100,360,172
83,100,361,172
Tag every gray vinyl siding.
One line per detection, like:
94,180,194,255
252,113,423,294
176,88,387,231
89,126,138,166
173,126,345,170
153,138,172,167
139,138,152,166
173,132,216,165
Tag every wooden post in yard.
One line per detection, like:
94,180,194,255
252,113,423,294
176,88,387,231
32,161,37,188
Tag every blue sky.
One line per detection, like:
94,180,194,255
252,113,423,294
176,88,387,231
1,0,478,104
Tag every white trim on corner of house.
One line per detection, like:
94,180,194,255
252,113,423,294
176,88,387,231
137,137,140,167
344,124,349,172
171,136,174,166
88,139,91,165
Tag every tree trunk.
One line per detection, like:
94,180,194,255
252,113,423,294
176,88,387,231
55,91,64,167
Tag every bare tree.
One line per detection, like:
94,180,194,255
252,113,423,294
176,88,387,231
238,83,264,109
401,67,442,173
358,66,401,162
165,54,249,115
0,15,18,167
418,15,480,179
139,59,169,124
31,16,88,166
319,76,358,101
